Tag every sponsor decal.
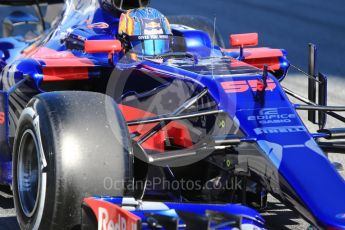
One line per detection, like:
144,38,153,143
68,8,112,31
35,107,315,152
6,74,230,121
248,108,296,124
87,22,109,29
0,112,4,125
98,207,137,230
136,34,170,40
83,198,140,230
145,21,161,29
143,28,164,35
254,126,306,135
221,79,276,93
142,19,164,35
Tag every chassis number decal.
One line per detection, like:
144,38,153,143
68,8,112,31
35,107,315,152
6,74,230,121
221,79,276,93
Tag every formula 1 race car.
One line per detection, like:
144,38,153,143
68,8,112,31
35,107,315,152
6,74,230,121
1,0,345,229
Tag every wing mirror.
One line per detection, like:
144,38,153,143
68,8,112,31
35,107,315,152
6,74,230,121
2,11,40,38
230,33,258,60
84,40,122,63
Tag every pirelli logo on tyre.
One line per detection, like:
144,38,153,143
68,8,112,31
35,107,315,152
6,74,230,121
221,79,277,93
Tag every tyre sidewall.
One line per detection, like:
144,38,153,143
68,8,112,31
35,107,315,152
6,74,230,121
13,92,132,230
13,107,56,230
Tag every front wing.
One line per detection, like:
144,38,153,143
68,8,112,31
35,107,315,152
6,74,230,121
82,197,266,230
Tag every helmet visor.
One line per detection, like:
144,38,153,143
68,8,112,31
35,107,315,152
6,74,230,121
130,35,170,56
112,0,150,11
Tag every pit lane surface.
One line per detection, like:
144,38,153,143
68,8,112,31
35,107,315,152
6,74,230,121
0,0,345,229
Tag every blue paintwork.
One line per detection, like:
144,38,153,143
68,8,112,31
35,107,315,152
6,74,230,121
0,36,29,64
0,50,5,70
171,25,213,57
223,49,290,81
145,60,345,228
0,0,344,229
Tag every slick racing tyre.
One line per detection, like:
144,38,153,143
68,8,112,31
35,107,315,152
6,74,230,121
168,15,225,48
12,91,133,230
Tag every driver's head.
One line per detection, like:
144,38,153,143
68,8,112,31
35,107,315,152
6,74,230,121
102,0,150,12
118,7,172,56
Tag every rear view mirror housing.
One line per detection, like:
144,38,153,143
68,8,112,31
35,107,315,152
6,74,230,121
230,33,258,48
230,33,259,60
84,40,122,53
84,40,122,63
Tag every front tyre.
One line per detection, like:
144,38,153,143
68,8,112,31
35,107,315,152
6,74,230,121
16,122,46,228
13,91,133,230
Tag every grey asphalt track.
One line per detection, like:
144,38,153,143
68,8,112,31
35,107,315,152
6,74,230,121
0,1,345,229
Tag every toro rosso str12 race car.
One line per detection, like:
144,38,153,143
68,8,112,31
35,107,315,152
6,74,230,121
0,0,345,229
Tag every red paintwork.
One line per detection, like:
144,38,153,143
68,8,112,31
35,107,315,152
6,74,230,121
256,80,265,92
244,57,281,71
84,40,122,53
229,59,256,68
86,22,110,29
42,67,90,81
83,197,140,230
221,81,248,93
0,112,4,125
235,48,282,59
248,79,276,91
230,33,258,47
27,47,94,81
118,104,192,152
222,47,283,71
221,79,276,93
30,47,94,67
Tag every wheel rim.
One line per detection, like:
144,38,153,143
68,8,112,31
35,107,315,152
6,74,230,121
17,129,41,218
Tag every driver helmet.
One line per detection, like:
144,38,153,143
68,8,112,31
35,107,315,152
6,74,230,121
102,0,150,12
118,7,172,56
